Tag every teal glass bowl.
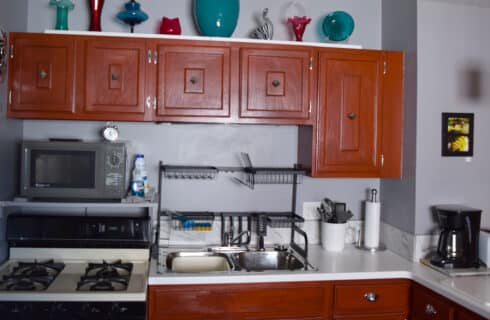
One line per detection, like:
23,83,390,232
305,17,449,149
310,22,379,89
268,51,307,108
322,11,354,41
193,0,239,37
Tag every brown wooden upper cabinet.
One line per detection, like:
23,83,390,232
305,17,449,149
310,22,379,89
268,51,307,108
8,34,77,119
6,33,403,178
239,47,314,124
299,49,403,178
153,42,231,121
79,38,149,121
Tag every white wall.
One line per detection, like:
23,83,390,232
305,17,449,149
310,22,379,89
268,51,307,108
26,0,382,49
416,0,490,233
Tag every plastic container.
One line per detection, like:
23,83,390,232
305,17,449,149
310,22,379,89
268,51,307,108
131,154,148,197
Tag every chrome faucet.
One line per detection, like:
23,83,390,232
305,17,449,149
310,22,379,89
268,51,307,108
224,230,251,247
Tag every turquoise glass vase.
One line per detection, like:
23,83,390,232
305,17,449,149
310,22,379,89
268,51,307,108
193,0,239,37
49,0,75,30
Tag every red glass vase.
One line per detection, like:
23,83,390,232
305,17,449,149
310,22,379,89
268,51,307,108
288,16,311,42
88,0,104,31
159,17,182,35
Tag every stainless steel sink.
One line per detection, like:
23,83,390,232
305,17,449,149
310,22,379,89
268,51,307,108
166,251,233,273
231,251,305,271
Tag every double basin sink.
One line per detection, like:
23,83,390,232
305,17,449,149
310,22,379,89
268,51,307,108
165,248,308,273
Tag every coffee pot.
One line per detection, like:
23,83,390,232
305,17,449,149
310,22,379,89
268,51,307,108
430,205,483,268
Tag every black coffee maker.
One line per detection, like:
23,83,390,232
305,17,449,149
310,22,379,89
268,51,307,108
430,205,483,268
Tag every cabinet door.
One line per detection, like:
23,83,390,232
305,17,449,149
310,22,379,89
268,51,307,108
411,283,454,320
455,307,486,320
333,279,410,316
334,315,407,320
315,50,384,177
240,48,312,123
81,38,148,120
8,34,76,118
155,44,231,120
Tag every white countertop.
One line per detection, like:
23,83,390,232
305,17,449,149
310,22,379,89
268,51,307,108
148,245,490,318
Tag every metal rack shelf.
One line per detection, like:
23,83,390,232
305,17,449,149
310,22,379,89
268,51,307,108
154,155,309,267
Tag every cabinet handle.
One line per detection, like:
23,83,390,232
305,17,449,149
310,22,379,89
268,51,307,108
363,292,378,302
39,70,48,79
111,73,119,81
347,112,356,120
425,304,437,316
271,79,281,87
147,49,152,63
190,77,198,85
146,96,151,109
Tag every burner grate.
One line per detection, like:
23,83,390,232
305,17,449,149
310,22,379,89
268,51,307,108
77,260,133,291
0,260,64,291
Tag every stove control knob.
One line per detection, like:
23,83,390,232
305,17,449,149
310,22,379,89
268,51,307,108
112,303,129,313
82,304,101,314
51,303,68,313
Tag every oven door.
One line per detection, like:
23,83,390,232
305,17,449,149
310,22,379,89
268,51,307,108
0,301,146,320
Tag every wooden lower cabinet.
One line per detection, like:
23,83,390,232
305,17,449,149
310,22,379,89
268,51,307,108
148,282,331,320
411,282,486,320
332,279,410,320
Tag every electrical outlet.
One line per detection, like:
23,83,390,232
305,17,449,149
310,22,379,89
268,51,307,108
302,202,321,220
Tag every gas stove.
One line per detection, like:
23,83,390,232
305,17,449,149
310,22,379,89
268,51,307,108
0,214,151,320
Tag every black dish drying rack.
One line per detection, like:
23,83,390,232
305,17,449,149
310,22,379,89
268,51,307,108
154,156,309,264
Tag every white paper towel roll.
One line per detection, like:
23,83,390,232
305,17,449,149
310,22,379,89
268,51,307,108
364,201,381,248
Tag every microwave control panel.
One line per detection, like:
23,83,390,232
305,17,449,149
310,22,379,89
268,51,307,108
104,145,126,194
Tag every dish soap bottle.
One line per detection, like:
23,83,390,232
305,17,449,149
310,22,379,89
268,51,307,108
130,154,148,197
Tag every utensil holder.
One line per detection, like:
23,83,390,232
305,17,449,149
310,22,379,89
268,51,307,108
321,222,347,252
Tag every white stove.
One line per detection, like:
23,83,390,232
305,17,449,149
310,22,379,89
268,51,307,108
0,248,149,301
0,214,151,320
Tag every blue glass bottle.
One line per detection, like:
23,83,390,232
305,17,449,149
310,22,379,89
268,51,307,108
193,0,240,37
117,0,148,33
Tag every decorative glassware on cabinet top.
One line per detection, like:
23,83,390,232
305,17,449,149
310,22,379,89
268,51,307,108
88,0,104,31
116,0,148,33
49,0,75,31
322,11,355,42
160,17,182,35
251,8,273,40
193,0,240,37
287,16,311,42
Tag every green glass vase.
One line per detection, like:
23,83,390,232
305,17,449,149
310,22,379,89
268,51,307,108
193,0,239,37
49,0,75,30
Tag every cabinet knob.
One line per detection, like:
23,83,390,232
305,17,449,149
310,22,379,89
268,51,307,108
190,77,198,85
363,292,378,302
39,70,48,79
111,73,119,81
271,79,281,87
425,303,437,316
347,112,356,120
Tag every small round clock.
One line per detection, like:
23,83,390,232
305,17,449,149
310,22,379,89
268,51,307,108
102,124,119,142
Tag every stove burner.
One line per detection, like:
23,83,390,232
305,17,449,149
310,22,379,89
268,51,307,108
0,259,65,291
12,259,65,277
77,276,129,291
77,260,133,291
2,277,52,291
85,260,133,278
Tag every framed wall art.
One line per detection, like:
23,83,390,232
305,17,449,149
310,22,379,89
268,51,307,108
441,112,474,157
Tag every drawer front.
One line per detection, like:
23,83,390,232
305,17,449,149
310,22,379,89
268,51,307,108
412,285,453,320
333,281,410,314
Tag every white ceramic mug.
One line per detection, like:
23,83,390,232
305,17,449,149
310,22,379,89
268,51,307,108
321,222,347,252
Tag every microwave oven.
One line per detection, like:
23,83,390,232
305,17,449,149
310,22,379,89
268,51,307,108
20,141,127,201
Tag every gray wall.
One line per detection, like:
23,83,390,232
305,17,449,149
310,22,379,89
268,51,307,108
0,0,27,263
380,0,418,234
26,0,382,49
415,0,490,233
23,121,378,217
